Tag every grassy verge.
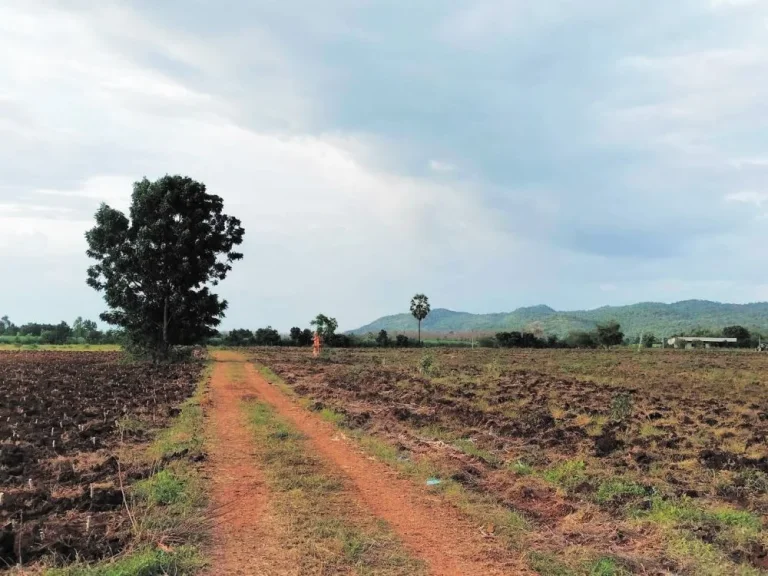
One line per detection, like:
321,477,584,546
46,364,212,576
243,398,426,575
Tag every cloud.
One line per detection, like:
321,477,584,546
429,160,456,173
3,0,768,330
725,191,768,207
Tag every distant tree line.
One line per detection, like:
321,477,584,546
0,316,123,345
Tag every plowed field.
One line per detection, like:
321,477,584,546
0,351,201,568
250,347,768,575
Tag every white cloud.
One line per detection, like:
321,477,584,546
0,1,514,329
725,191,768,206
710,0,761,9
429,160,456,173
438,1,572,47
728,157,768,169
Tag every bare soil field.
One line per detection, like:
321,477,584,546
249,347,768,575
0,351,201,569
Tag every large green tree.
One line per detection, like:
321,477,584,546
311,314,338,340
596,321,624,348
86,175,244,358
410,293,431,345
723,325,751,347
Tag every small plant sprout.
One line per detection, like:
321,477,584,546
28,478,33,490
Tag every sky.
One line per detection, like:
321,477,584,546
2,0,768,331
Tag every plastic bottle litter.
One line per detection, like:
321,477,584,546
426,478,442,486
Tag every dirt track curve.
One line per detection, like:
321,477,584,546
205,350,528,576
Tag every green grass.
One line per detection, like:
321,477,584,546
639,496,761,531
45,546,201,576
594,479,647,504
135,470,187,506
589,557,628,576
508,460,534,476
453,438,500,466
150,365,210,460
543,459,588,491
631,496,765,575
528,552,629,576
529,551,576,576
244,400,426,575
319,407,345,425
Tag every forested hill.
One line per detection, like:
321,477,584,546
351,301,768,338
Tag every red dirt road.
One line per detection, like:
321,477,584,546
217,351,530,576
205,352,298,575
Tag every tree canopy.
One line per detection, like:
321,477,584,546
596,322,624,348
85,175,244,358
410,293,431,344
311,314,338,340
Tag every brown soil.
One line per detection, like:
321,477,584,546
0,351,201,569
221,352,531,576
205,351,298,575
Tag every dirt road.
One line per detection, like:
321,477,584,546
206,350,528,575
205,351,298,575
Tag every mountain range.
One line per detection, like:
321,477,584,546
351,300,768,339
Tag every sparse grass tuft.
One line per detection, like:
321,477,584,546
509,460,534,476
529,551,576,576
453,438,500,466
319,407,346,425
135,469,187,506
589,557,628,576
544,459,588,491
594,479,647,505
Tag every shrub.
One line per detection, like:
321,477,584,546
565,331,598,348
376,330,390,347
254,326,281,346
225,328,255,346
395,334,411,347
419,352,438,376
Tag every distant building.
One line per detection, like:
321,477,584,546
667,336,737,348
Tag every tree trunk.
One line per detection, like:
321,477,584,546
162,296,169,359
418,319,421,345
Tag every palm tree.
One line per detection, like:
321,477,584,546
410,294,431,345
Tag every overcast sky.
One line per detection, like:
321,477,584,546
2,0,768,331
